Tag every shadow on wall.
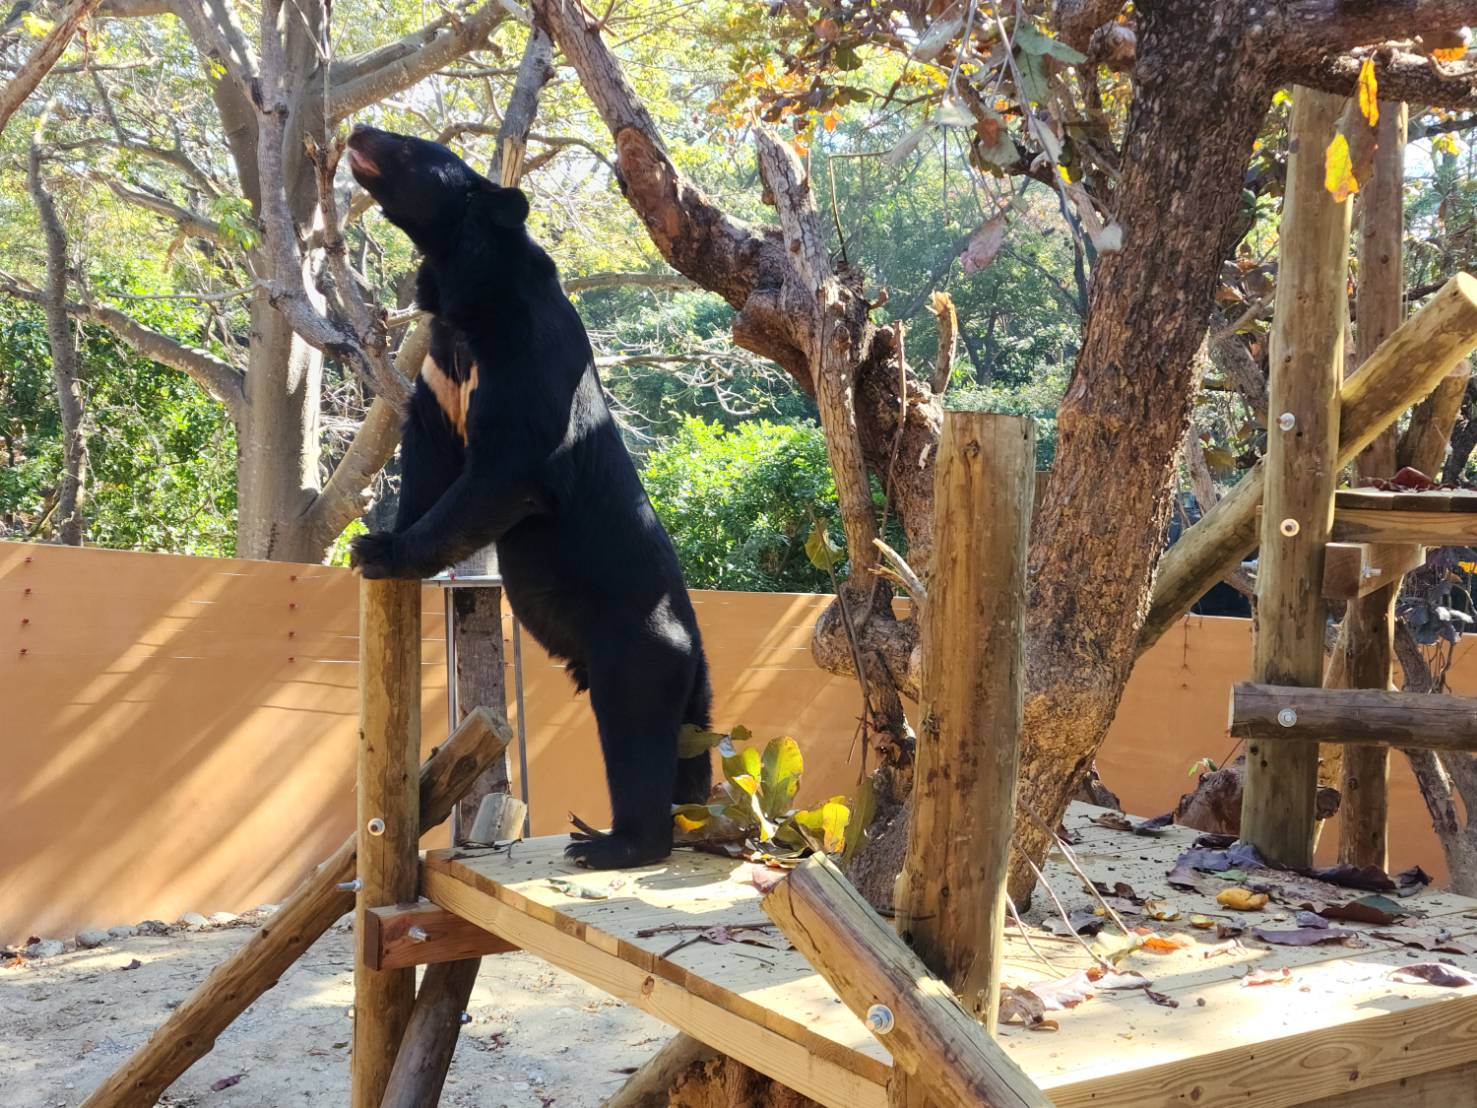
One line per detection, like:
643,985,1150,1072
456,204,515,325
1,540,1469,941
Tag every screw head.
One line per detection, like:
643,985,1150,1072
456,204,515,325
1277,708,1298,727
1279,518,1300,537
367,818,386,836
864,1004,895,1034
1277,412,1296,431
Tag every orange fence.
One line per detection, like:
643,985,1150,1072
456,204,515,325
0,539,1468,941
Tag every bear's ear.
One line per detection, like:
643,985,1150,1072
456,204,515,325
477,181,530,228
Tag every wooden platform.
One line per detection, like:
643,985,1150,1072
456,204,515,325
422,804,1477,1108
1333,487,1477,544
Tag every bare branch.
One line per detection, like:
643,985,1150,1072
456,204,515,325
94,174,230,244
0,273,247,419
0,0,103,136
488,22,553,185
563,271,695,294
327,1,517,123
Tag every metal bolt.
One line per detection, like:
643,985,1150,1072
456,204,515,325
864,1004,895,1034
1363,567,1383,578
1279,518,1300,537
336,878,362,891
367,818,386,836
1278,708,1298,728
458,1012,472,1025
408,926,429,942
1277,411,1296,431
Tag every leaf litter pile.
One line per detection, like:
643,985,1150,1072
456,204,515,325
999,816,1477,1034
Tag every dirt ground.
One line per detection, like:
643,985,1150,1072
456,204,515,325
0,910,668,1107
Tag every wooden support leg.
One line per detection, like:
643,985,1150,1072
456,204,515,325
1241,86,1352,868
79,707,510,1108
354,578,424,1108
380,959,481,1108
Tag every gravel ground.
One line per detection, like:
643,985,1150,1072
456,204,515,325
0,910,667,1107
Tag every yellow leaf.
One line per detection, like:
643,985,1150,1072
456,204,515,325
1216,887,1269,911
20,11,54,35
1324,133,1359,202
822,111,839,133
1357,58,1378,127
1434,45,1468,63
1058,164,1073,184
1435,133,1462,157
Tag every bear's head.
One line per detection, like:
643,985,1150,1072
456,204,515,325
346,125,530,261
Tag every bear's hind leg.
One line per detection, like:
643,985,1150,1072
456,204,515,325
565,645,688,870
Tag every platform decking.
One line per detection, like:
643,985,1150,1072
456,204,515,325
423,804,1477,1108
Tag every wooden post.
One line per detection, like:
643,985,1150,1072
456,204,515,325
1140,275,1477,653
353,578,422,1108
1240,87,1352,869
1333,101,1407,869
764,856,1051,1108
79,707,509,1108
891,412,1032,1106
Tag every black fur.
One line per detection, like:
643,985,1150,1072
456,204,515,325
345,126,713,867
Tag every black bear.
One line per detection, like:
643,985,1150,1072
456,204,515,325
344,125,713,869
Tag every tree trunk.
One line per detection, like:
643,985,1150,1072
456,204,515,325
236,296,325,560
1009,6,1277,901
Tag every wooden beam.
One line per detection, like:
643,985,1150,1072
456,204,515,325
1231,683,1477,751
364,902,518,971
1139,271,1477,654
353,578,423,1108
763,856,1051,1108
79,707,511,1108
1321,542,1424,600
895,412,1031,1037
1332,508,1477,545
1240,86,1352,869
379,958,482,1108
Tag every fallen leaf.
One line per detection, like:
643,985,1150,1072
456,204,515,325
749,864,786,894
1433,44,1469,63
1189,915,1217,930
546,878,609,900
1217,888,1269,911
1145,988,1180,1008
210,1074,246,1091
1252,926,1365,948
1094,931,1147,964
1143,899,1180,921
999,985,1058,1031
120,959,142,971
1022,970,1096,1010
1042,910,1105,937
1391,962,1477,988
1373,928,1475,955
1308,894,1406,926
1193,833,1237,849
1242,967,1293,987
1139,932,1194,954
1134,812,1173,835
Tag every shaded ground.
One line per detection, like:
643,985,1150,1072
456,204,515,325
0,911,666,1107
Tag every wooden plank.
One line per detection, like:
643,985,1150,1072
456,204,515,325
1300,1059,1477,1107
896,413,1032,1037
421,861,889,1108
766,856,1050,1108
1333,507,1477,544
1231,683,1477,750
1335,488,1477,512
1321,542,1424,601
353,578,423,1108
364,902,518,970
1241,86,1352,869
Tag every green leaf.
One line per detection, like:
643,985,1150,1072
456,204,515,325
833,44,862,71
1013,47,1051,105
759,737,803,816
720,737,761,784
842,776,876,863
804,524,846,571
1013,25,1087,65
678,723,728,759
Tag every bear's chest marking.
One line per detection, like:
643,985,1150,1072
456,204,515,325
420,354,478,444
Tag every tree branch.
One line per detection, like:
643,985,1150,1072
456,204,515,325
327,1,517,123
562,270,695,294
488,21,553,185
1283,1,1477,54
1298,47,1477,109
94,175,230,244
1051,0,1126,52
0,0,103,136
0,273,247,421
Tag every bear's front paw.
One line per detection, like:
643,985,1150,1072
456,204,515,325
350,532,409,579
564,832,671,870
